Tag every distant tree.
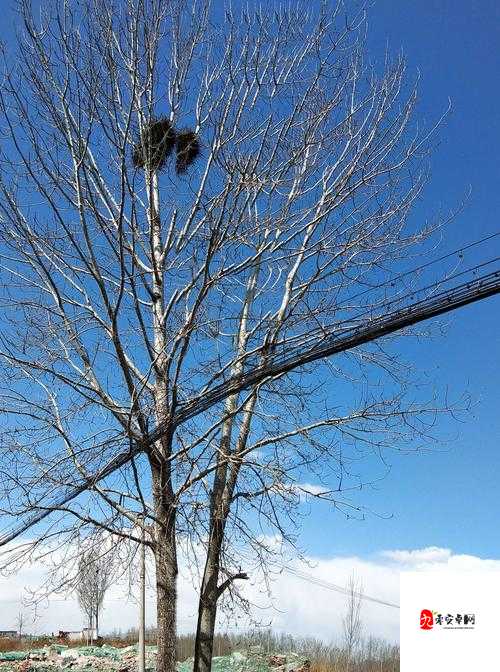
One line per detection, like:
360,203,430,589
76,548,114,639
15,611,24,639
342,574,363,670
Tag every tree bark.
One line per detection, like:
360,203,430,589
151,432,177,672
193,534,221,672
148,161,177,672
154,517,178,672
194,600,217,672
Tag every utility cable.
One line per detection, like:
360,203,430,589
1,263,499,547
283,566,400,609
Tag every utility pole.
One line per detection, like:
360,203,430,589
95,566,99,641
138,519,146,672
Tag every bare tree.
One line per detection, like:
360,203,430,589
15,611,24,639
342,574,363,671
0,2,456,672
75,547,114,640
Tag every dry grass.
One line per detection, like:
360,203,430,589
310,662,333,672
100,637,156,648
0,639,23,652
0,638,54,652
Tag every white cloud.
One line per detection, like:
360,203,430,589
1,546,499,645
381,546,500,573
381,546,453,566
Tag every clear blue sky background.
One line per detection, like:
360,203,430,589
298,0,500,560
0,0,498,563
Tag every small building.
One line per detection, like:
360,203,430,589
58,630,82,642
58,628,97,642
82,627,98,642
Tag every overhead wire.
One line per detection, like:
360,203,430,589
335,230,500,308
282,566,400,609
286,255,500,354
171,263,500,426
0,235,499,546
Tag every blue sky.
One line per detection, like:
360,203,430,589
0,0,498,559
297,0,500,560
0,0,499,638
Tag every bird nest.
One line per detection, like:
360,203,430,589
132,118,176,171
175,130,200,174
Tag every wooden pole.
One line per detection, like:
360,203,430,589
138,521,146,672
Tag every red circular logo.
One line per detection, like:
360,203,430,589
420,609,434,630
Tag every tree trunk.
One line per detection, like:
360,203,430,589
151,450,178,672
148,158,177,672
194,599,217,672
193,520,224,672
155,523,178,672
193,548,220,672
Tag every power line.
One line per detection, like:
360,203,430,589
336,230,500,308
171,265,500,426
1,571,399,614
196,231,500,325
289,255,500,352
1,257,499,547
282,566,399,609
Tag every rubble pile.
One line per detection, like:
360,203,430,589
0,647,310,672
0,645,157,672
178,651,310,672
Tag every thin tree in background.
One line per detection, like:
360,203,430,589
342,574,363,671
15,611,24,639
0,2,457,671
76,548,114,640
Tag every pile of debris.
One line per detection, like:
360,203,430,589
0,645,157,672
178,651,310,672
0,646,310,672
